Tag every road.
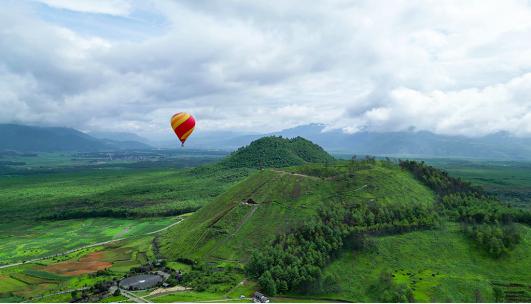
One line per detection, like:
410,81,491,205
28,287,90,301
0,218,183,270
121,289,151,303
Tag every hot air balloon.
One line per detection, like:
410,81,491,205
170,112,195,146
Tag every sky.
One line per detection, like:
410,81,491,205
1,0,531,140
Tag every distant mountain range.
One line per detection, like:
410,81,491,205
0,124,151,152
186,124,531,160
2,123,531,160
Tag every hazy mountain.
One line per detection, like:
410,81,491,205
187,124,531,160
0,124,151,152
88,131,150,144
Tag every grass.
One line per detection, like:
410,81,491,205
148,291,227,302
160,169,336,262
97,295,128,302
320,223,531,302
0,217,177,265
160,161,435,263
0,234,159,301
0,164,251,221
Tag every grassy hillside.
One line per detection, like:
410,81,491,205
222,136,335,168
321,223,531,302
159,161,435,263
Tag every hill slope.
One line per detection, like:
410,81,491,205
159,162,435,262
322,223,531,302
221,136,335,168
0,124,150,152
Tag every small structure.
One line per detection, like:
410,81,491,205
253,292,269,303
119,274,163,290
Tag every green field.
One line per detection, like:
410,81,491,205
0,164,251,221
426,159,531,208
0,233,159,301
322,223,531,302
0,217,177,265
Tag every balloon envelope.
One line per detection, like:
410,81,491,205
171,112,195,145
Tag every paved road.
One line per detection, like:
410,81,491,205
0,218,183,269
121,289,151,303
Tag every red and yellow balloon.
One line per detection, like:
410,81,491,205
170,112,195,146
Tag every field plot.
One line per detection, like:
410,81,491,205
0,234,157,302
427,159,531,208
43,251,112,276
0,217,175,265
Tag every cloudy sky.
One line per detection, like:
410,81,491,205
2,0,531,140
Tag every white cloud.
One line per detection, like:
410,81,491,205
1,0,531,139
35,0,132,16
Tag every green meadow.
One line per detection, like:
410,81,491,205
0,165,251,221
0,217,176,265
322,223,531,302
0,233,159,302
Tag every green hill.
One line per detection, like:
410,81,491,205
159,161,435,262
221,136,335,168
158,155,531,302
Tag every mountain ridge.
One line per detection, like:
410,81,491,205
0,124,151,152
187,124,531,160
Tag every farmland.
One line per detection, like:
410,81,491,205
0,217,176,265
0,233,159,302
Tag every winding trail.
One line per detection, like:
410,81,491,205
0,218,183,270
270,169,320,180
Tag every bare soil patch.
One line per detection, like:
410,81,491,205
42,251,112,276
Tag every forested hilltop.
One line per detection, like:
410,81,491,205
221,136,335,168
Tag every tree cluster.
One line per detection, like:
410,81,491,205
247,197,439,295
463,223,522,257
400,160,530,257
222,136,334,168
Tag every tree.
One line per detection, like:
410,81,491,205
258,271,277,296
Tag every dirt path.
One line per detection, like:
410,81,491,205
0,218,183,270
270,169,320,180
147,285,190,297
146,219,183,235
